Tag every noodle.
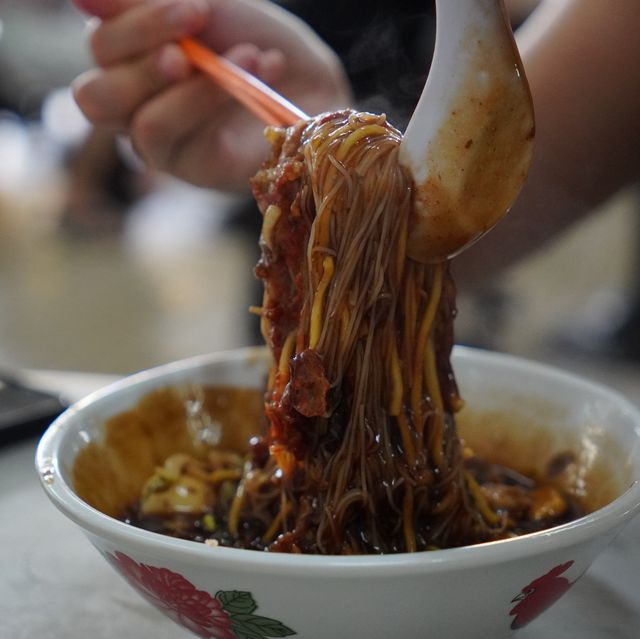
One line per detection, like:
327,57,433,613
250,110,495,553
116,111,586,554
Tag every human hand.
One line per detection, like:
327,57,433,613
72,0,352,191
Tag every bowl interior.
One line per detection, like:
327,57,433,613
40,346,640,546
455,353,640,511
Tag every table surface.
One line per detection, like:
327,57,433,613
1,370,639,639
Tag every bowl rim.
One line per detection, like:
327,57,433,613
36,346,640,577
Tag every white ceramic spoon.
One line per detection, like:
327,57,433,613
399,0,535,262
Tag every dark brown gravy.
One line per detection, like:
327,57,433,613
73,385,622,540
73,386,264,518
457,406,623,513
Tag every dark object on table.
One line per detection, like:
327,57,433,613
0,375,67,445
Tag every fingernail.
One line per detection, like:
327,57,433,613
260,49,286,82
157,45,189,80
225,43,261,73
166,0,208,29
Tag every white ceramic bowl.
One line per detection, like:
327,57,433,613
37,347,640,639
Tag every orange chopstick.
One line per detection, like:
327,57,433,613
179,37,308,127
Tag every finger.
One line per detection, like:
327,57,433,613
173,111,268,190
90,0,209,67
130,74,232,175
129,42,285,186
130,44,277,186
219,43,285,84
256,48,287,86
73,43,191,128
222,42,262,75
72,0,141,20
131,43,284,175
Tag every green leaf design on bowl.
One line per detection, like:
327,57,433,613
216,590,297,638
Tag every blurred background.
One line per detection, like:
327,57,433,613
0,0,639,400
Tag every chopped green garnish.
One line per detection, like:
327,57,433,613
142,474,170,498
202,513,216,532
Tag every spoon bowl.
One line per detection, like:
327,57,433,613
400,0,535,262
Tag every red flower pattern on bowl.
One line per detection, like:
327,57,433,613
509,560,577,629
105,551,237,639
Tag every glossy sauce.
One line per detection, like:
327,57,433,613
405,19,535,262
73,384,623,546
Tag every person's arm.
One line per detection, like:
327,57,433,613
455,0,640,286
